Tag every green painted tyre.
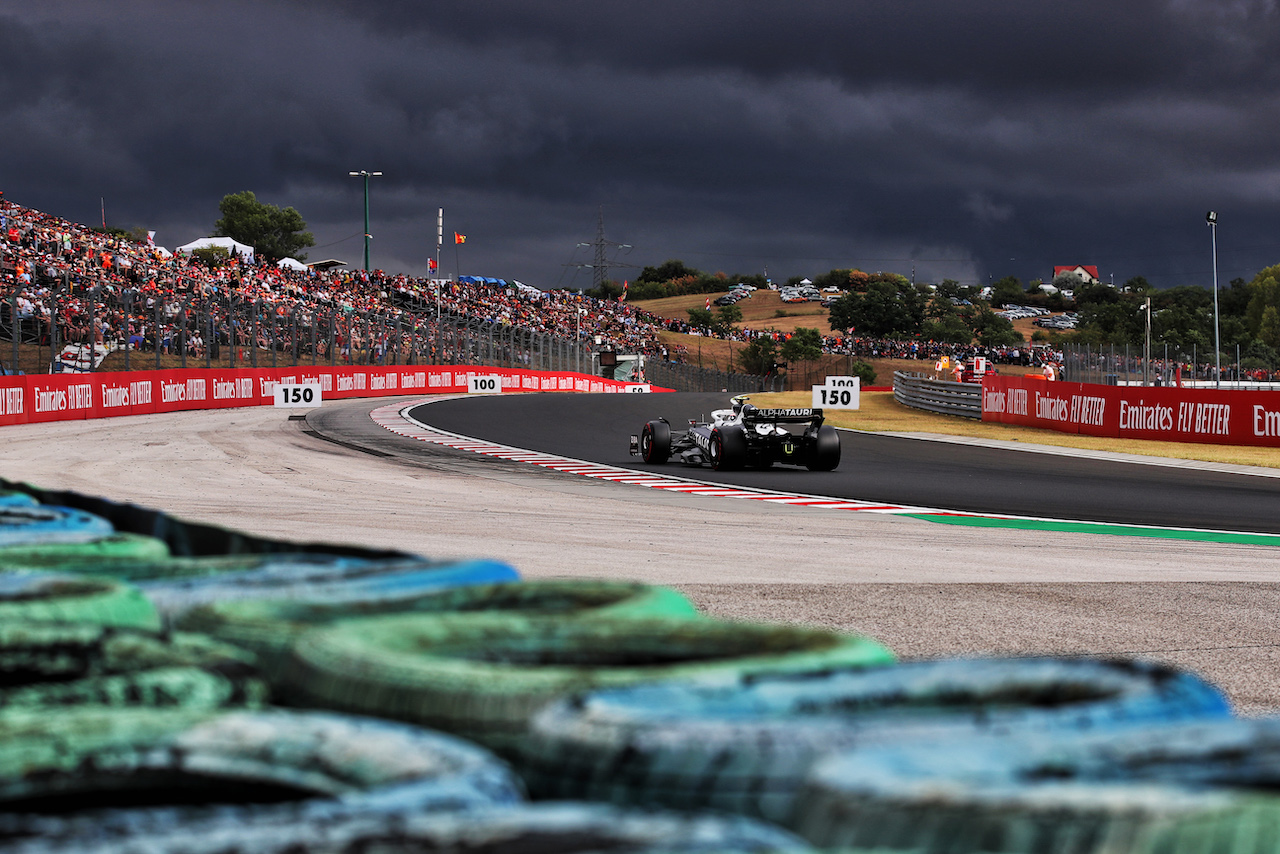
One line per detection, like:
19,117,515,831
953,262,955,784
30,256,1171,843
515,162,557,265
0,622,266,711
281,614,894,756
0,707,525,845
0,572,160,630
7,803,816,853
177,580,700,682
794,717,1280,852
0,533,172,572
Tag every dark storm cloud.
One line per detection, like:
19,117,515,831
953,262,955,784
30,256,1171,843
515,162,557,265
4,0,1280,288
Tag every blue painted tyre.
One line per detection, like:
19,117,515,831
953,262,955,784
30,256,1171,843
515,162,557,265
7,802,816,853
176,580,700,683
0,491,37,507
0,622,266,711
0,505,114,547
0,707,526,847
0,572,160,630
280,614,894,757
518,656,1230,825
795,716,1280,852
138,556,519,622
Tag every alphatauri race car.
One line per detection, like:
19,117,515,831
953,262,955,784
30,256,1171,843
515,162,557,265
629,395,840,471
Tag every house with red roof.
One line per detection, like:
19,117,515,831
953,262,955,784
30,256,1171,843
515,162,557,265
1052,265,1099,284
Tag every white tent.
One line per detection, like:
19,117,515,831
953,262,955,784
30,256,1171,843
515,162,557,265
276,257,307,271
175,236,255,260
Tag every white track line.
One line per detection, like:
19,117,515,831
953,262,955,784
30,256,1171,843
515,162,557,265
369,399,940,516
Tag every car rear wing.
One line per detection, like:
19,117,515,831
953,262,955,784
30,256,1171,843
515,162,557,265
742,407,824,425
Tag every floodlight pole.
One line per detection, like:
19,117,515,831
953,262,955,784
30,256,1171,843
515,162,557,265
349,170,382,271
1207,210,1220,389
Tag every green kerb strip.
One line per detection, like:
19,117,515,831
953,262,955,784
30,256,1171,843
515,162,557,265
906,513,1280,546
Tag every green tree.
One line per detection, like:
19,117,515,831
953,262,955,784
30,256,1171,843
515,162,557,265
922,293,973,344
214,191,315,262
716,303,743,328
780,327,824,362
686,306,714,330
827,281,926,337
989,275,1024,307
737,335,779,375
1261,306,1280,350
848,359,877,386
1246,265,1280,339
637,259,699,284
967,303,1022,346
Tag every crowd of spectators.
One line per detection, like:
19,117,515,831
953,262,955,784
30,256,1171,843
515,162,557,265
0,196,1087,378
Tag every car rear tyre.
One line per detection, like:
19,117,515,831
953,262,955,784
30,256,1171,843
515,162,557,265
710,426,747,471
640,420,671,464
806,425,840,471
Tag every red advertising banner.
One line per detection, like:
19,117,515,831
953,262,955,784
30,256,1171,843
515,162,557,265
0,366,664,428
982,374,1280,447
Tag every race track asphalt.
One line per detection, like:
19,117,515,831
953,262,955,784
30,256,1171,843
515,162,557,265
410,392,1280,534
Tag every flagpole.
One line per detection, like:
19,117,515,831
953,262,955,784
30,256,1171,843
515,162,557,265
435,208,443,322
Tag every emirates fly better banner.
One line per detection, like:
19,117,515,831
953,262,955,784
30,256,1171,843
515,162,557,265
981,374,1280,446
0,366,665,427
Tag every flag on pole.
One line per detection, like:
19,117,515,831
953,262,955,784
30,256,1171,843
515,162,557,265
705,297,711,310
428,258,437,271
146,231,155,246
454,232,467,244
618,280,628,302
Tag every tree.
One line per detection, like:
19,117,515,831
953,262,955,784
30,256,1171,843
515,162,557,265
967,303,1022,347
716,303,743,328
213,191,315,262
685,306,714,330
827,281,926,337
780,327,824,362
989,276,1024,307
736,335,779,375
636,259,698,284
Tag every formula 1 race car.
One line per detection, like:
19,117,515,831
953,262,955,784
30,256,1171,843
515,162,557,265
629,395,840,471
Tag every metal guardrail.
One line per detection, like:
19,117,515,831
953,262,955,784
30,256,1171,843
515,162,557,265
893,371,981,420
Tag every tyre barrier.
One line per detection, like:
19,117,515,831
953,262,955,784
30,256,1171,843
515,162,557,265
517,656,1232,826
279,614,895,756
793,716,1280,852
0,707,526,848
0,505,116,547
0,492,37,507
136,557,520,622
0,572,160,630
6,802,816,854
0,622,266,711
0,533,173,573
176,580,701,681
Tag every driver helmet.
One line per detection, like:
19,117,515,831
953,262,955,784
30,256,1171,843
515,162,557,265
730,394,749,417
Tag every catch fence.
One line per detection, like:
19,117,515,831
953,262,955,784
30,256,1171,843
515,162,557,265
1,276,776,392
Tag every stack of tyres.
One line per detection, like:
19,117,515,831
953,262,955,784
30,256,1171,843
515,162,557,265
0,504,116,547
176,579,701,681
0,622,266,711
0,707,526,847
6,803,815,854
134,554,520,622
794,716,1280,853
518,657,1232,827
0,572,159,630
279,613,895,756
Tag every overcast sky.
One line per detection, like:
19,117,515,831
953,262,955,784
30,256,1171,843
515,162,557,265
4,0,1280,290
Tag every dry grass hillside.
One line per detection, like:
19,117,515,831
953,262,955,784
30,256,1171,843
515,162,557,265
637,289,1044,388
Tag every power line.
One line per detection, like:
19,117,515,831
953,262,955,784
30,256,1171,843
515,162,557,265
565,206,637,290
